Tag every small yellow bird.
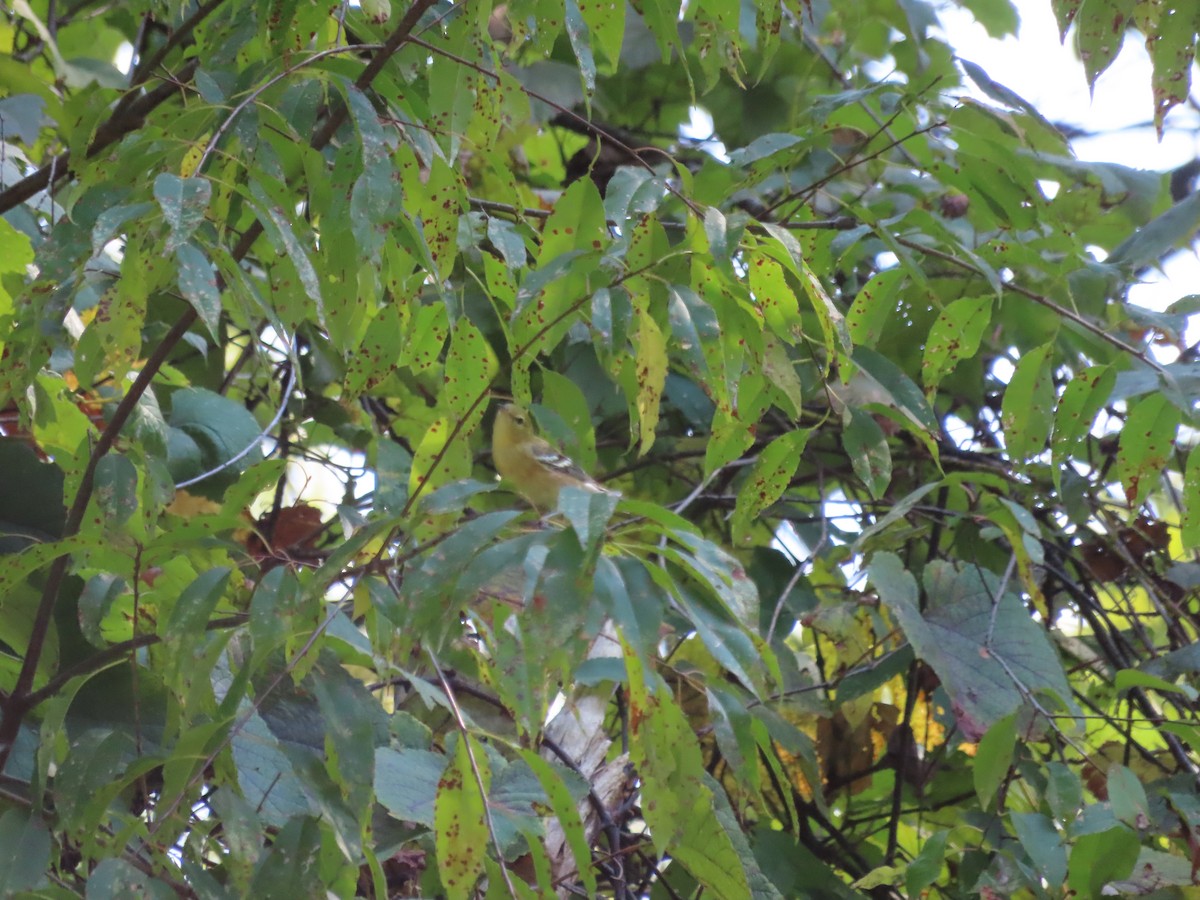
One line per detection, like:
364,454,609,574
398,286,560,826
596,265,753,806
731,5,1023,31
491,403,609,510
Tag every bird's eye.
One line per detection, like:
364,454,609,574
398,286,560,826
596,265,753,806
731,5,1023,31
514,415,525,425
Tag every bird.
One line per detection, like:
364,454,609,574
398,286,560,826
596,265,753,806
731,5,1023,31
491,403,610,511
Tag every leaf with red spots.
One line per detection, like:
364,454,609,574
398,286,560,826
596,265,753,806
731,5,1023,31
1074,0,1134,90
748,251,801,345
1051,364,1115,492
444,316,497,419
435,736,490,900
1115,393,1180,506
399,303,450,376
633,299,667,455
537,177,607,266
1000,341,1055,466
345,304,404,395
408,415,471,526
846,267,904,349
623,638,751,900
921,296,992,392
576,0,624,75
1135,0,1196,136
731,428,809,546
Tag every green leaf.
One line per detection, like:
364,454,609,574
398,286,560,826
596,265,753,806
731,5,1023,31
1114,393,1180,505
631,0,686,64
1067,826,1140,897
345,303,404,395
246,817,324,896
1143,3,1195,134
623,638,751,899
761,223,852,362
1107,189,1200,272
704,207,733,272
594,556,668,650
1012,811,1067,886
869,553,1073,741
1047,762,1083,821
90,201,154,257
436,736,490,900
538,177,607,266
54,727,136,827
853,481,942,552
404,511,522,613
670,581,763,693
375,748,448,827
852,347,939,433
1001,342,1055,464
311,661,385,813
732,429,809,545
94,452,138,525
153,173,211,253
162,567,231,641
250,180,323,307
486,217,529,270
973,714,1016,808
633,307,668,454
167,388,263,485
761,334,804,416
0,93,45,145
1075,0,1136,88
408,416,472,518
175,242,222,339
344,83,389,164
564,0,597,92
444,316,498,419
78,573,126,647
748,251,800,344
672,530,760,629
921,296,992,390
517,751,597,896
1183,445,1200,547
399,301,450,375
86,859,176,899
540,371,597,470
1106,764,1150,829
842,408,891,498
576,0,625,73
1052,365,1115,492
905,829,948,896
667,283,720,385
846,267,904,348
958,57,1058,140
958,0,1018,36
0,809,51,893
558,484,619,551
1110,847,1199,892
727,132,802,167
1113,667,1198,701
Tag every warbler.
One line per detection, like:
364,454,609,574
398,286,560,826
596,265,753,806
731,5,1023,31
491,403,610,510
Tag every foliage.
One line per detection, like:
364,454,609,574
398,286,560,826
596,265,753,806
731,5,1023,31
0,0,1199,897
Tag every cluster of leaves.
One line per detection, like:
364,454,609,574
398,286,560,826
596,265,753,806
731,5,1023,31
0,0,1199,897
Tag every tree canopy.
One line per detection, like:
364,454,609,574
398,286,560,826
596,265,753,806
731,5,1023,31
1,0,1199,897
